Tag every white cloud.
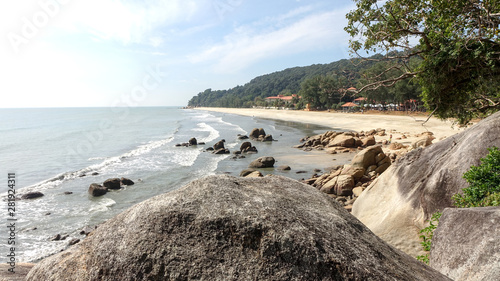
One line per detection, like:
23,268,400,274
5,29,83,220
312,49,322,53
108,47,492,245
188,7,351,73
51,0,207,45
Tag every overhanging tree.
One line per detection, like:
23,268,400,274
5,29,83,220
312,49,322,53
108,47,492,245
345,0,500,124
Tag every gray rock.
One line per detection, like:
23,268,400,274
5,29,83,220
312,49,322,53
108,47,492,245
239,168,257,177
240,141,252,151
249,128,261,139
213,139,225,150
88,183,107,197
350,145,383,169
188,137,197,146
21,192,44,200
103,178,121,190
430,207,500,281
262,134,273,142
213,148,230,155
120,177,135,186
352,111,500,257
26,175,450,281
277,165,291,171
68,238,80,246
248,156,275,168
244,171,263,178
50,234,62,241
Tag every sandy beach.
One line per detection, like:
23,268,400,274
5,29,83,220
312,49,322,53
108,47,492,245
195,107,465,144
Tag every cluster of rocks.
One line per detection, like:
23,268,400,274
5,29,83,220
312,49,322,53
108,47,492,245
295,130,378,153
88,177,135,197
206,138,260,158
249,128,274,142
205,139,231,154
177,127,273,158
303,145,393,211
78,171,99,177
175,137,206,147
47,225,98,251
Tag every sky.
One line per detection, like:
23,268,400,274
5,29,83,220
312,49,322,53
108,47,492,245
0,0,356,108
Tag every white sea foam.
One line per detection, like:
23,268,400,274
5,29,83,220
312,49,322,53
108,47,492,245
89,198,116,213
12,135,176,195
193,122,220,143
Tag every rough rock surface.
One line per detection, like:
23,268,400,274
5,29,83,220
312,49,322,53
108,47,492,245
26,175,450,281
430,207,500,281
352,111,500,257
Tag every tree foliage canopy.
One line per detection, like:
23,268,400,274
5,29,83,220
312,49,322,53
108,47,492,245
345,0,500,124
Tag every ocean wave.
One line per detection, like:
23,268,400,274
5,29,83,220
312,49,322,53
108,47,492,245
9,134,176,196
215,117,247,135
89,198,116,213
193,123,220,143
165,148,202,167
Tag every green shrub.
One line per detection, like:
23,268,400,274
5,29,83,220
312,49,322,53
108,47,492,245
417,212,441,264
452,147,500,208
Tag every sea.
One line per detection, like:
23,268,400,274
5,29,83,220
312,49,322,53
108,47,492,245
0,107,352,263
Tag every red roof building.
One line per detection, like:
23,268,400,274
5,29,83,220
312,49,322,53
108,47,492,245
265,94,299,101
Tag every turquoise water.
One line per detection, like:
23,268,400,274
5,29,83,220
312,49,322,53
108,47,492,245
0,107,339,263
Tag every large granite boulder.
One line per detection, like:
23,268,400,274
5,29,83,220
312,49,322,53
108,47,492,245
319,175,355,196
352,111,500,257
350,145,383,169
430,207,500,281
26,175,450,281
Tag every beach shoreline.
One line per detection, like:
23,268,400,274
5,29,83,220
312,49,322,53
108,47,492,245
194,107,465,143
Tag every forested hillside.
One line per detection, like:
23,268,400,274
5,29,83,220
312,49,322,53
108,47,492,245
187,56,370,108
187,53,422,110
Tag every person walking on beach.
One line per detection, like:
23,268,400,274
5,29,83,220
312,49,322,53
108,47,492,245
389,134,392,144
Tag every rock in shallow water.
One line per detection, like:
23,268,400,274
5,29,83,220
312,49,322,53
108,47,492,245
20,192,44,200
26,175,450,281
88,183,107,197
103,178,121,190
